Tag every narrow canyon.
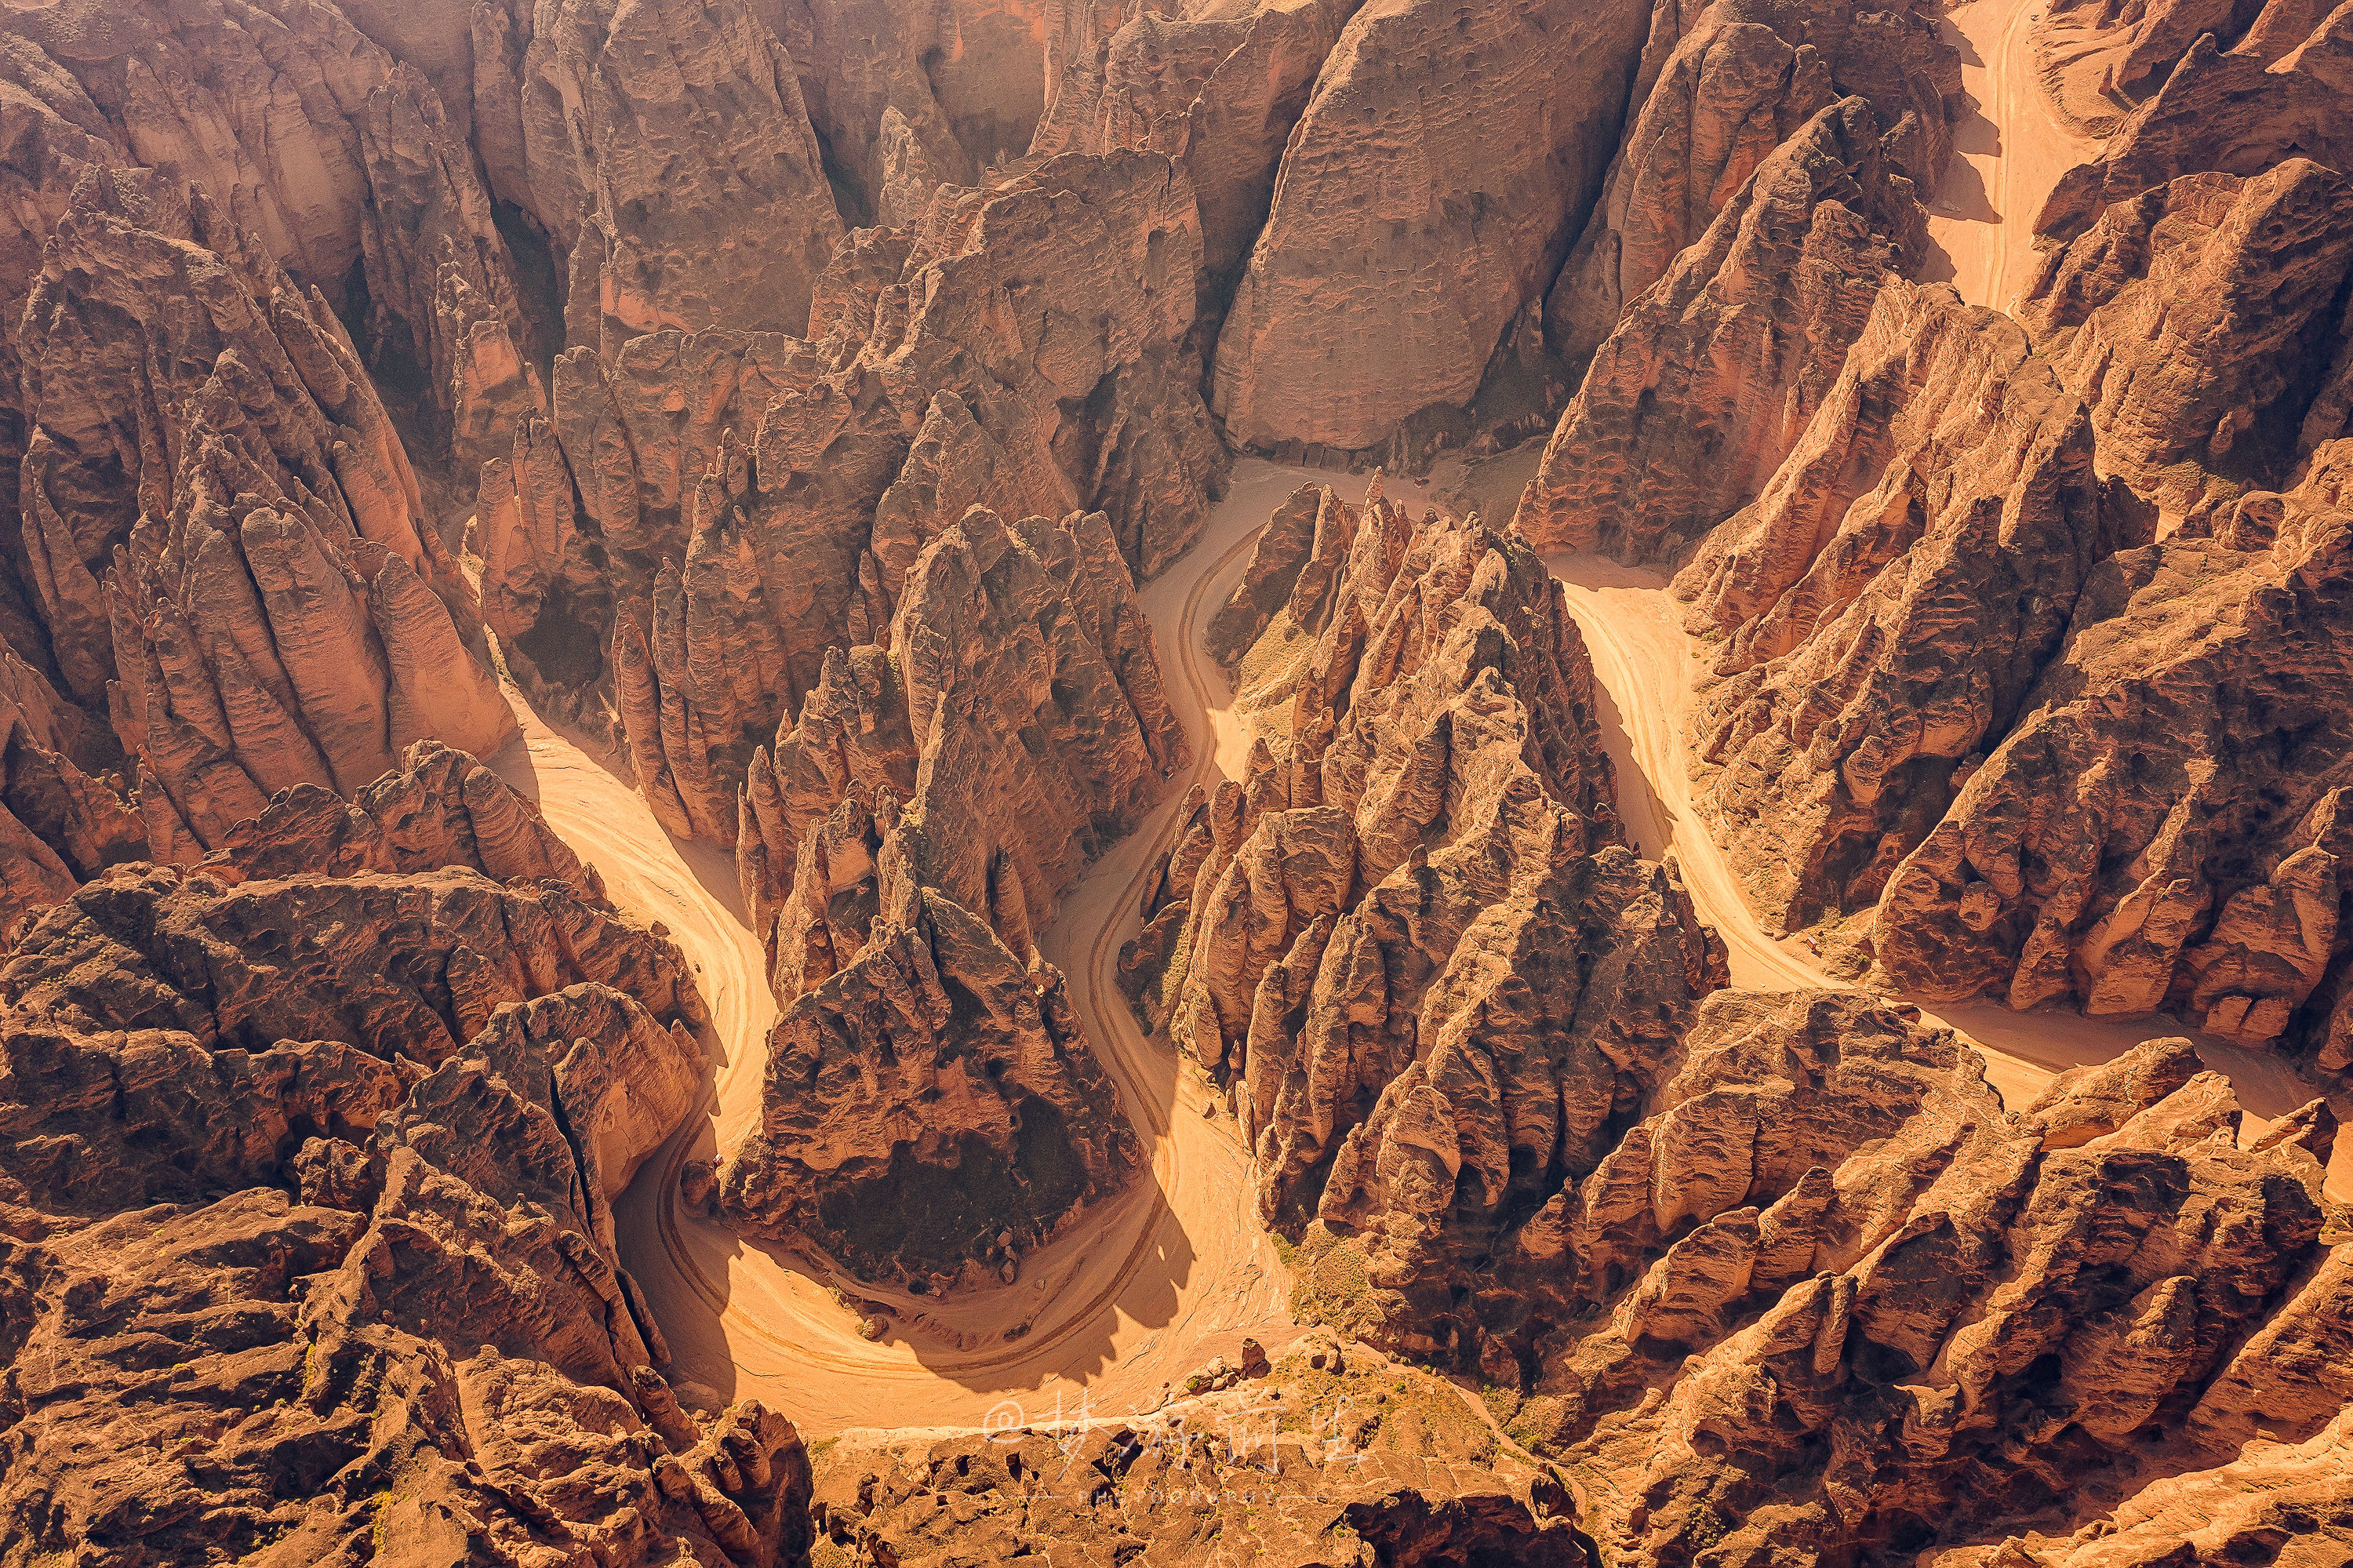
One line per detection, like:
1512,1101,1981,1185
0,0,2344,1563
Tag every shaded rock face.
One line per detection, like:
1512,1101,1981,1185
2031,0,2346,137
2033,2,2353,243
1673,280,2122,936
1208,0,1657,460
1464,997,2347,1568
1515,96,1928,563
1131,485,1726,1337
0,0,544,473
9,166,518,905
1873,438,2353,1052
507,0,845,351
1031,0,1362,304
808,1343,1595,1565
2020,160,2353,522
718,508,1176,1287
1635,14,2353,1064
1544,0,1960,372
480,150,1227,844
0,749,816,1568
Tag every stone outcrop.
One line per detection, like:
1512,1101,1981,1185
0,0,545,478
1209,0,1656,459
1131,483,1725,1334
806,1342,1593,1565
16,168,518,876
2031,0,2345,136
479,150,1225,842
717,507,1179,1287
1664,147,2353,1060
1873,437,2353,1054
1672,279,2121,934
1544,0,1960,370
0,748,813,1568
2019,161,2353,524
0,638,147,945
1031,0,1361,301
2033,1,2353,242
1515,96,1927,562
1465,999,2345,1566
507,0,845,351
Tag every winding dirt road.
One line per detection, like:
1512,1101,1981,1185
1925,0,2100,311
1540,554,2343,1159
495,461,1359,1436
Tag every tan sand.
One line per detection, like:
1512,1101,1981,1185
493,430,2337,1434
499,463,1358,1435
1924,0,2103,311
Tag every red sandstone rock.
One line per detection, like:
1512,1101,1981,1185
1209,0,1657,458
1515,96,1926,562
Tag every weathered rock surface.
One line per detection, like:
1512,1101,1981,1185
1515,96,1927,562
1672,278,2120,934
1544,0,1960,370
1209,0,1656,458
510,0,844,351
1874,438,2353,1053
13,168,518,889
481,151,1224,842
1457,999,2348,1566
1031,0,1360,300
806,1342,1593,1564
0,0,546,485
0,748,814,1568
2020,161,2353,523
718,508,1176,1286
1133,484,1725,1332
2034,1,2353,241
2031,0,2345,136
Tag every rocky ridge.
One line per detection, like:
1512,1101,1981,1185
0,744,821,1567
715,504,1180,1288
1132,482,1726,1337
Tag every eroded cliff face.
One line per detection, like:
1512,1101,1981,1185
1544,0,1959,373
2030,0,2345,136
480,150,1226,846
717,506,1176,1288
1478,1002,2348,1567
0,747,817,1568
1207,0,1657,460
7,166,518,915
1665,138,2353,1057
1674,278,2118,937
1514,96,1929,562
1129,484,1726,1338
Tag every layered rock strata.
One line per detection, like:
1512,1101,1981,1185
0,0,562,548
1031,0,1362,304
1544,0,1960,370
2030,0,2345,136
2033,1,2353,242
1673,280,2119,935
1873,435,2353,1054
1209,0,1656,457
9,168,519,903
1670,148,2353,1060
1129,484,1726,1327
478,150,1226,843
718,507,1180,1287
1515,96,1928,562
0,749,816,1568
1467,999,2348,1565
